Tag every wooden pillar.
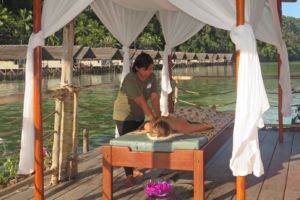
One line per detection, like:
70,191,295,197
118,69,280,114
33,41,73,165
102,146,113,200
60,20,74,86
194,150,205,200
58,21,75,181
277,0,283,143
33,0,44,199
235,0,246,199
168,55,173,113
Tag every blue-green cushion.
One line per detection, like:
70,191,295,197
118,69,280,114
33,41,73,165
109,133,208,152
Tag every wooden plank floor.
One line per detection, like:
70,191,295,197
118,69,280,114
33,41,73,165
0,130,299,200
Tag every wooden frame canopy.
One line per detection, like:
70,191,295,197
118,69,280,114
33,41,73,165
29,0,296,199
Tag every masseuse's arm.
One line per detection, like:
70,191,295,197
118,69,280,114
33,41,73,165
133,96,155,122
150,92,161,119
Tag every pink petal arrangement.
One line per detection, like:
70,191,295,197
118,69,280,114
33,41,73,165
144,180,173,197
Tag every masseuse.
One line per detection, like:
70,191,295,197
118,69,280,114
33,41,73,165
113,52,161,186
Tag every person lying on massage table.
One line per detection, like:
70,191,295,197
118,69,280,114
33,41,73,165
142,115,214,138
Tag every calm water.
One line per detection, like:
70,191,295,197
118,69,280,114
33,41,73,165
0,62,299,154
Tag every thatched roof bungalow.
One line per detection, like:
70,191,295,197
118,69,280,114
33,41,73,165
142,50,161,60
205,53,214,63
0,45,51,69
91,47,123,67
196,53,207,64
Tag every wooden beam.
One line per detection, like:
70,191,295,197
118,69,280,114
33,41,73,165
235,0,246,199
277,0,284,143
33,0,44,199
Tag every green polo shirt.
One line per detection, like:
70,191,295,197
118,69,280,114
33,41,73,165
113,72,157,121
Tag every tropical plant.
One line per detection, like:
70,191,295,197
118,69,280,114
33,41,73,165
14,8,32,44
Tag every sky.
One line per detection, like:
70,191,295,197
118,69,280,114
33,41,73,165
282,1,300,18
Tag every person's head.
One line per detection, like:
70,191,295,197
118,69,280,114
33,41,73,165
148,119,172,138
132,52,154,80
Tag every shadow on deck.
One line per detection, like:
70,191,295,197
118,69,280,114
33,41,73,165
0,130,299,200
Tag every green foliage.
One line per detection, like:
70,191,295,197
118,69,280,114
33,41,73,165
0,158,18,185
0,4,299,61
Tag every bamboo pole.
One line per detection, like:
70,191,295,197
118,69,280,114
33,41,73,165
277,0,283,143
33,0,44,199
50,98,62,185
235,0,246,199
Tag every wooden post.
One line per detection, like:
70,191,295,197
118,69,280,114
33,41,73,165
277,0,283,143
33,0,44,199
168,55,173,113
70,90,78,178
58,21,75,181
61,20,74,86
194,150,205,200
83,129,89,153
50,98,62,185
236,0,246,199
102,146,113,200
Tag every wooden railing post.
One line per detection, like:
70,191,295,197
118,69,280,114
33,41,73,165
50,97,62,186
83,129,89,153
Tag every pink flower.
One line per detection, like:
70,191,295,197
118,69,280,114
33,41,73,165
145,180,173,197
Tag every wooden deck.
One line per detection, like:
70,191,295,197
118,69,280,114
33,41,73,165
0,130,299,200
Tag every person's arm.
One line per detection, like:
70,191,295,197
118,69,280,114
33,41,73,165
133,95,156,122
150,92,161,119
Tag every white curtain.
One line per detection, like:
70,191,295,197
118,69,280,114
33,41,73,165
158,11,204,116
18,0,93,174
255,0,292,116
91,0,155,83
229,24,269,176
169,0,271,177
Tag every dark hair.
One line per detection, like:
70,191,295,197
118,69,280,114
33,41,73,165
132,52,153,73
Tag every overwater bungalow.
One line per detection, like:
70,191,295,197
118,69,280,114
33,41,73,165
90,47,123,68
43,46,83,69
185,52,198,66
74,47,95,67
0,0,298,200
172,52,187,66
196,53,208,64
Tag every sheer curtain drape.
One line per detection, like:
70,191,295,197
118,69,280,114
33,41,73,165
91,0,155,83
158,11,204,116
168,0,280,177
18,0,93,174
255,0,292,116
